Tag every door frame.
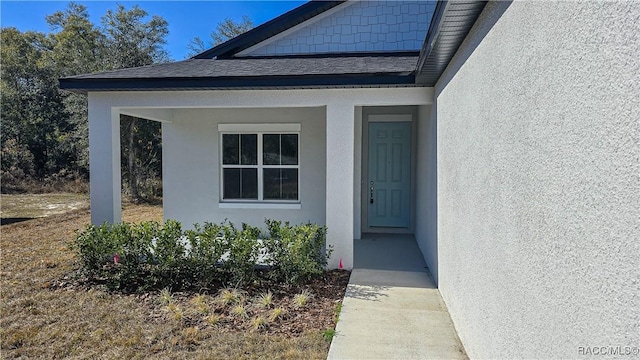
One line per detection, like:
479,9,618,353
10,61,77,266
361,106,417,234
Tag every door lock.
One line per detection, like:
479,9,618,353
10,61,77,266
369,181,374,204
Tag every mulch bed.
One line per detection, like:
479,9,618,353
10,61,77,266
56,270,352,337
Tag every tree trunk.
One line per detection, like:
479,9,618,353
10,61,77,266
127,117,139,202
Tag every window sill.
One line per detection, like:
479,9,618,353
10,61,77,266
218,202,301,210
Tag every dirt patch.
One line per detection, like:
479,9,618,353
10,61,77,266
1,193,89,220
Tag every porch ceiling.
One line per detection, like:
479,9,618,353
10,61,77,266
119,108,174,123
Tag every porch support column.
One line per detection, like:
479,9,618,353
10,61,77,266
326,102,355,270
88,94,121,225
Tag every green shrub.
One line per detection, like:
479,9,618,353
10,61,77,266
151,219,187,289
117,221,156,290
73,218,331,291
264,220,329,284
73,222,124,277
222,222,261,286
72,221,144,290
185,222,227,286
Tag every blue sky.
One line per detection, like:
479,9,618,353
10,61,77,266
0,1,306,60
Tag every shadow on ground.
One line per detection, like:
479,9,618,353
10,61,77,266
344,284,391,301
1,217,34,226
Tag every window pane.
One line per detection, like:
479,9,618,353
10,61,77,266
263,134,280,165
281,134,298,165
240,134,257,165
223,168,240,199
281,168,298,200
222,134,239,165
241,168,258,199
263,168,280,200
263,168,298,200
223,168,257,199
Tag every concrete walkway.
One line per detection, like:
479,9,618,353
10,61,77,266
327,234,467,360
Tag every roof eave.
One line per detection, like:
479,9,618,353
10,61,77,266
416,0,488,86
58,73,418,93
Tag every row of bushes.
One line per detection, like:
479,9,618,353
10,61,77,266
73,219,331,291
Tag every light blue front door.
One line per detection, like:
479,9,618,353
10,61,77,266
368,122,411,228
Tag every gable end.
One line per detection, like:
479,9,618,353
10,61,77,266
193,1,344,59
240,1,437,57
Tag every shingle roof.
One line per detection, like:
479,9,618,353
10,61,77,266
60,54,420,91
58,0,488,92
69,54,418,79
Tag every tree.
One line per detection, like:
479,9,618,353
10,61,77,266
0,29,38,186
46,3,106,176
100,4,169,201
101,4,169,68
46,3,106,76
0,3,169,197
187,16,253,57
2,3,109,189
0,28,66,181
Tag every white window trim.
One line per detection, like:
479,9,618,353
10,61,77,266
368,114,412,122
219,124,301,206
218,203,301,210
218,123,300,132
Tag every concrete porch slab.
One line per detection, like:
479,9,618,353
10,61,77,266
327,235,467,360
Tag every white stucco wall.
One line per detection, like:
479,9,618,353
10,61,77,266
415,104,438,282
162,107,326,229
87,93,122,225
87,87,432,269
242,1,434,56
354,106,363,239
434,1,640,358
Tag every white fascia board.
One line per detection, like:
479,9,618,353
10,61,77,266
218,123,300,132
90,87,434,109
236,1,355,57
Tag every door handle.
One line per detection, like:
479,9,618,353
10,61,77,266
370,181,374,204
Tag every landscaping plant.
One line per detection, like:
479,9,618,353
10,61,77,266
2,202,349,358
72,218,331,291
221,222,261,286
264,220,330,284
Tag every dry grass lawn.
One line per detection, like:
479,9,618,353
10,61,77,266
0,202,333,359
1,193,89,220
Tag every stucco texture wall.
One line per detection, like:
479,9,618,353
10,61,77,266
435,1,639,358
162,107,326,229
415,104,438,282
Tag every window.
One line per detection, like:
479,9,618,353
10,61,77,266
219,124,300,202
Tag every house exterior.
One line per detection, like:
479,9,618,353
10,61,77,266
60,1,639,359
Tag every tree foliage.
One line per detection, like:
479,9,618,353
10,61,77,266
187,16,253,57
1,28,66,182
101,4,169,68
100,4,168,201
0,3,168,198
